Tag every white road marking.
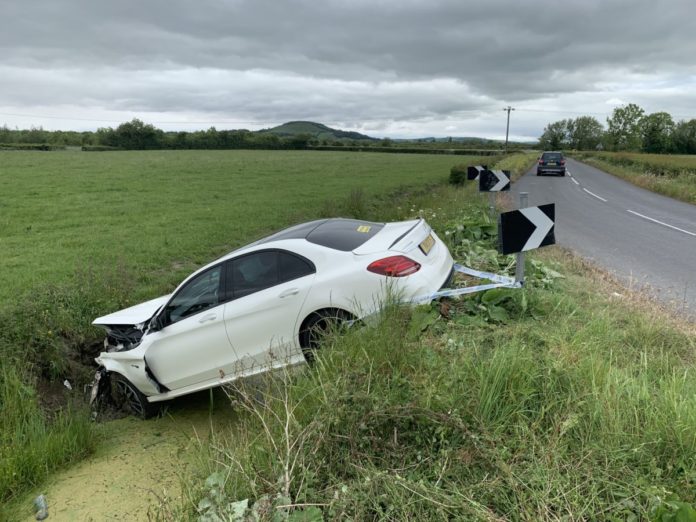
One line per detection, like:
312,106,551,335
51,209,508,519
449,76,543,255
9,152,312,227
626,209,696,238
567,170,572,176
583,188,607,202
571,177,579,186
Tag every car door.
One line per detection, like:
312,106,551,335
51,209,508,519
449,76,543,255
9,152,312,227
145,264,238,390
223,250,316,373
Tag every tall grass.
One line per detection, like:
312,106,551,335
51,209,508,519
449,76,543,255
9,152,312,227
175,156,696,520
185,287,695,520
0,359,96,504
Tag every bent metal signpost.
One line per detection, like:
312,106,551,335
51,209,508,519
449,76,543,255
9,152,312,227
413,192,556,301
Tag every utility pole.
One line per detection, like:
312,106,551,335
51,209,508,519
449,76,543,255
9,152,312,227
503,106,515,154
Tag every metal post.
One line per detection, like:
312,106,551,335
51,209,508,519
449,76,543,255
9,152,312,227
488,192,496,220
515,192,528,284
503,106,515,154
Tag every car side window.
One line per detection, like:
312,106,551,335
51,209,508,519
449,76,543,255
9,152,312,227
225,250,315,300
229,251,279,299
163,265,222,324
279,251,314,282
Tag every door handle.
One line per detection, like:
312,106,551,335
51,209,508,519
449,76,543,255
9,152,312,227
199,313,217,323
279,288,299,298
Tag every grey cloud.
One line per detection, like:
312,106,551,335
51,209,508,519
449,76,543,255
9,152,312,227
6,1,696,85
2,0,695,135
0,64,493,125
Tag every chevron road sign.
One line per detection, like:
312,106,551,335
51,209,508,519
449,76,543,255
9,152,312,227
479,169,510,192
467,165,487,180
498,203,555,255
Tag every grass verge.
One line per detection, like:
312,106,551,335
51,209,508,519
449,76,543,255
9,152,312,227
571,151,696,204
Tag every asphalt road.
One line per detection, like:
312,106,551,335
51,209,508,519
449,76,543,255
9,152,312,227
512,157,696,315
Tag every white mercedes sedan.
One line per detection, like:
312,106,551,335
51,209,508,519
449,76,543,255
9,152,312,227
91,218,454,417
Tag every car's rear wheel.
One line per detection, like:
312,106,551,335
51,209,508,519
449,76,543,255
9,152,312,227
111,374,159,419
299,309,352,363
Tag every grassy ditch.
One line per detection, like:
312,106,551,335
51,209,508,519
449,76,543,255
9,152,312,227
0,150,499,506
170,179,696,520
0,359,95,506
571,151,696,204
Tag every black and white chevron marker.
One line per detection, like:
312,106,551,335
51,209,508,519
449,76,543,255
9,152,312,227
498,203,555,254
479,169,510,192
467,165,487,180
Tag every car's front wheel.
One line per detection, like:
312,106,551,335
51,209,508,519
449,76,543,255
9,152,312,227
111,374,160,419
299,309,352,363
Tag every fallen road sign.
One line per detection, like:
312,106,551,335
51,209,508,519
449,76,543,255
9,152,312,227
498,203,555,254
467,165,487,180
479,169,510,192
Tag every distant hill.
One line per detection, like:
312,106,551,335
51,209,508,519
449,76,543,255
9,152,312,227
261,121,377,141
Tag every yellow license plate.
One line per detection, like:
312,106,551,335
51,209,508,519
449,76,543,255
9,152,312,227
419,234,435,255
548,162,556,165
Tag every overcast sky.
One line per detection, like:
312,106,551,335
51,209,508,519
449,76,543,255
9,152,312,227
1,0,695,140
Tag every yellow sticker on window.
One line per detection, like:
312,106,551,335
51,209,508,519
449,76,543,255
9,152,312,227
356,225,372,233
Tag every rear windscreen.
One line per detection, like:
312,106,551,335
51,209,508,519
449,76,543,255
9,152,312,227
306,219,384,251
542,152,562,161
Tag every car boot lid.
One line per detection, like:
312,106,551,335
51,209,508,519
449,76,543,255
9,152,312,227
93,294,171,327
352,219,428,255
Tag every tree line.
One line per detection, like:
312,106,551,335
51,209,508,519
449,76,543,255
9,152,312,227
0,119,525,152
0,119,319,150
539,103,696,154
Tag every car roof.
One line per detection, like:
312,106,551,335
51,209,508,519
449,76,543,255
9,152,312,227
256,218,385,252
184,218,389,287
216,218,386,263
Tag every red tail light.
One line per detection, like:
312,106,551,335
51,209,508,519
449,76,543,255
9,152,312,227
538,159,544,164
560,159,566,165
367,256,421,277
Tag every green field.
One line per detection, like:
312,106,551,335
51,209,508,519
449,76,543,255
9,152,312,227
0,149,494,506
571,151,696,204
0,150,483,302
2,150,695,520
